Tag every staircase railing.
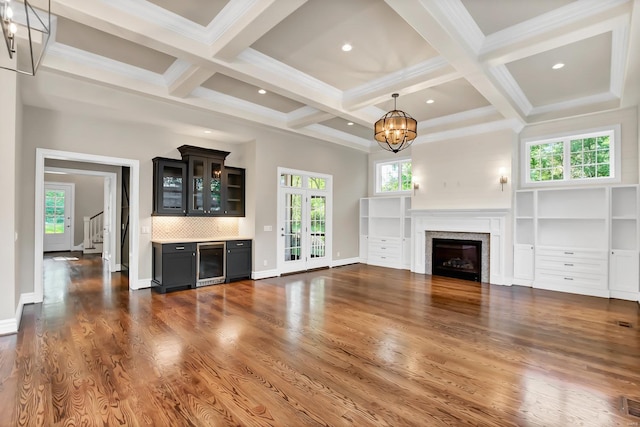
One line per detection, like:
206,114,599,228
83,211,103,250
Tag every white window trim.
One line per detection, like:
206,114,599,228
374,157,412,195
521,124,621,188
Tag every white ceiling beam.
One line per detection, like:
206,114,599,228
211,0,308,61
385,0,527,124
287,107,334,129
167,64,216,98
342,58,460,111
480,1,632,67
621,0,640,107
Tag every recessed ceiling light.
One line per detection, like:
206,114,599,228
258,89,267,94
426,99,435,104
552,63,565,70
203,130,212,134
341,43,352,52
347,122,354,126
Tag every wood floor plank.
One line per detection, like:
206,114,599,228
0,255,639,426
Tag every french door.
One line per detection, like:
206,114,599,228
43,183,74,252
278,169,332,274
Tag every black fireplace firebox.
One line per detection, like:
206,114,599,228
432,238,482,282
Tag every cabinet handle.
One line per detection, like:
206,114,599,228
564,277,574,281
381,247,386,250
564,263,573,266
236,243,244,246
175,246,185,250
381,256,386,259
381,239,387,242
564,251,574,255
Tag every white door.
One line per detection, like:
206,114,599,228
44,183,74,252
278,170,332,274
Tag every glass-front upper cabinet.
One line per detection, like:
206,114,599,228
152,158,187,215
208,159,223,214
179,146,230,216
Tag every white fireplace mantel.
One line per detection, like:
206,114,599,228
411,209,510,285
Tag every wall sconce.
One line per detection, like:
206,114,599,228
413,181,419,195
499,168,508,191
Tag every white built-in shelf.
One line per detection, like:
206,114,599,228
514,184,640,300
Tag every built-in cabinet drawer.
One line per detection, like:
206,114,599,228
367,237,401,267
535,269,608,290
534,247,608,293
535,256,607,275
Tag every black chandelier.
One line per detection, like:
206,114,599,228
374,93,417,153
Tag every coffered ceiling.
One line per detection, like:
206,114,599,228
16,0,640,151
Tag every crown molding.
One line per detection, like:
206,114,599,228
428,0,485,53
414,118,521,145
236,48,342,101
303,124,372,150
418,106,498,130
204,0,263,45
343,57,453,105
106,0,209,42
610,23,630,97
529,91,619,116
163,59,193,87
489,65,532,116
46,43,166,87
192,87,288,123
481,0,630,54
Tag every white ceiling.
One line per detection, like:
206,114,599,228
14,0,640,151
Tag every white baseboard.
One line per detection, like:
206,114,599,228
0,292,36,336
609,290,639,301
252,269,279,280
72,244,83,251
115,263,122,271
131,278,152,290
0,318,17,336
331,257,360,268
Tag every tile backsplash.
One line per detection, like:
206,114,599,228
152,216,239,240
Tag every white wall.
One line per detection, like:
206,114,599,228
410,129,516,210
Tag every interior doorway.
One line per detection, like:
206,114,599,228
35,149,140,303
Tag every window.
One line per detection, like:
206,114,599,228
376,159,412,193
525,128,618,185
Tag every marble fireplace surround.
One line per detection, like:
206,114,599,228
411,209,509,285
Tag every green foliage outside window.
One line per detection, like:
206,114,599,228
528,131,613,184
378,160,412,192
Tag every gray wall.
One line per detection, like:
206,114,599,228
18,105,367,297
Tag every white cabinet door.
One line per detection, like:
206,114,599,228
609,250,639,294
513,244,534,285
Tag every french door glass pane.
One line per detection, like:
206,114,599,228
310,195,326,258
284,193,302,261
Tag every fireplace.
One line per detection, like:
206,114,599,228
431,238,482,282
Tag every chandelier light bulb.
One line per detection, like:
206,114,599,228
6,6,13,19
9,22,17,34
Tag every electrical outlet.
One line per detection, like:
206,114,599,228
264,225,273,232
337,251,340,257
263,260,268,266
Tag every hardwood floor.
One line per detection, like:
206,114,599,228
1,254,639,426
